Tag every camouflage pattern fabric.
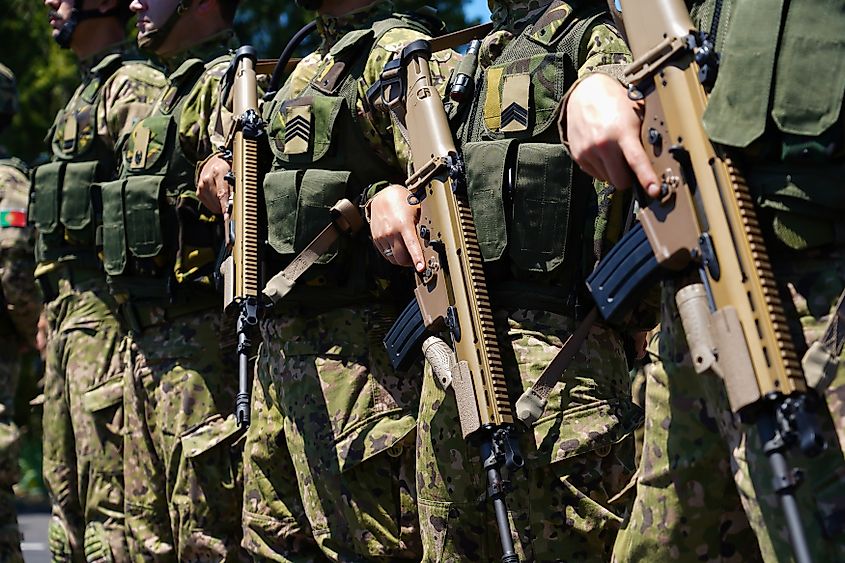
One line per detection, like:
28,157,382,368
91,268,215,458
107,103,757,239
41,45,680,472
115,33,245,561
241,4,456,561
258,305,423,561
241,344,331,563
122,310,245,562
613,265,845,563
417,308,640,562
0,158,36,562
42,279,125,563
38,50,164,563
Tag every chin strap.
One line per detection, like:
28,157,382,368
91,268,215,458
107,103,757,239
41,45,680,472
137,0,192,51
55,7,121,49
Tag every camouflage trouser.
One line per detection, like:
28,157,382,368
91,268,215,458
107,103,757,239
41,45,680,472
241,343,328,563
612,253,845,562
258,304,422,561
417,308,641,562
0,342,22,562
41,279,127,563
122,309,245,562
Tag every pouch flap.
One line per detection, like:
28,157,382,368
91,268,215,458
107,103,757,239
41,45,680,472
271,96,344,164
181,414,241,459
30,161,65,234
124,175,164,259
463,140,512,262
60,161,99,231
263,169,301,256
101,178,127,275
296,169,351,264
82,377,123,413
528,0,578,47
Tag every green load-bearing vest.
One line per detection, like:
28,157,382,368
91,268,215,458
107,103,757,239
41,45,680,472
29,53,124,268
454,2,606,309
261,13,434,308
696,0,845,250
100,55,228,303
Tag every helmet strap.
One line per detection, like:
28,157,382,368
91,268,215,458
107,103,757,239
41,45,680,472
55,6,121,49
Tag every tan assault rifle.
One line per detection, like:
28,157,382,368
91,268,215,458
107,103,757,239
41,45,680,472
378,42,523,563
220,46,264,428
586,2,823,561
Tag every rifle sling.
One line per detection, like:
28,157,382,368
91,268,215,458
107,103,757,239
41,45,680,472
802,288,845,392
262,199,363,305
515,307,599,427
428,22,493,52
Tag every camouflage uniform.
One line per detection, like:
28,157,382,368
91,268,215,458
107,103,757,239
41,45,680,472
29,44,165,563
103,33,246,561
612,0,845,561
0,143,38,562
241,3,456,560
414,2,641,561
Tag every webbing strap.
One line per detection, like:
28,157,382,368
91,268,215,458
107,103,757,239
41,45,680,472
262,198,364,305
515,307,599,426
429,23,493,52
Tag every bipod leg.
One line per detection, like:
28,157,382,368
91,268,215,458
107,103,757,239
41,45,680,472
480,426,523,563
758,412,812,563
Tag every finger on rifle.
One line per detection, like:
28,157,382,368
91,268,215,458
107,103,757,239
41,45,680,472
389,235,414,268
400,221,425,273
601,148,634,194
619,133,658,195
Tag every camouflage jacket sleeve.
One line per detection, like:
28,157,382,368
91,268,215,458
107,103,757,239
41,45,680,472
179,59,233,166
0,166,39,347
361,28,459,174
96,61,167,152
578,22,631,81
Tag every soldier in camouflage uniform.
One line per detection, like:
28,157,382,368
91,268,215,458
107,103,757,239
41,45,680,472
564,0,845,561
370,1,642,560
196,1,456,560
0,63,38,563
101,0,247,559
32,2,166,561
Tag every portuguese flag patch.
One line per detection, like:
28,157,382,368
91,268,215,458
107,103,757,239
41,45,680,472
0,210,27,228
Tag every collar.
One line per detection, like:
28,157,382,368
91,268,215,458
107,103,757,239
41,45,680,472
78,40,131,78
160,29,238,70
316,1,395,50
488,0,555,34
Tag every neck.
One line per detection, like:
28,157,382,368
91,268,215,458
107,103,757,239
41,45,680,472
156,18,231,58
319,0,376,18
71,21,125,60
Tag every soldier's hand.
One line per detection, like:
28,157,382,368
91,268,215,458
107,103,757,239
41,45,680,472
196,154,233,219
564,73,660,198
369,185,425,273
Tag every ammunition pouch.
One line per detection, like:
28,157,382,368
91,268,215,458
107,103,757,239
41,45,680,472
30,160,101,262
263,168,351,265
464,140,572,273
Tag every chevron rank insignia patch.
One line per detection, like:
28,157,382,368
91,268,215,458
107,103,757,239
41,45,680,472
284,104,312,155
500,74,530,133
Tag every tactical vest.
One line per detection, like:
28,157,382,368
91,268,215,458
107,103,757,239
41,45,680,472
262,14,432,307
454,3,604,307
101,55,228,304
29,54,124,268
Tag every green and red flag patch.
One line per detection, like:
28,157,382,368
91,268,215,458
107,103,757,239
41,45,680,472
0,209,27,228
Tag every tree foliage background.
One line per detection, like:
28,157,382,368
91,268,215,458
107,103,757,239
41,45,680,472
0,0,475,163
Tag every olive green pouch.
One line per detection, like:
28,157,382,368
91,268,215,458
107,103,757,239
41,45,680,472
100,179,127,275
296,169,350,264
60,160,99,233
263,169,301,256
124,176,164,259
511,142,572,272
463,139,512,262
30,161,64,235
